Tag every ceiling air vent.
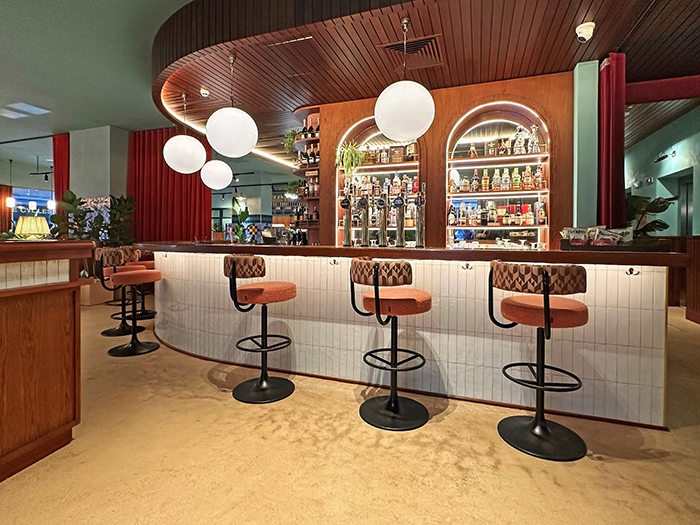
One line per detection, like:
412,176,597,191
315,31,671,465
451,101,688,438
378,34,443,73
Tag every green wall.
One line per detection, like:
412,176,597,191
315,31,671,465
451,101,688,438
573,61,599,227
625,104,700,236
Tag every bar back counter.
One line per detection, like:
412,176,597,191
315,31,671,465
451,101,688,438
137,243,688,429
0,241,92,481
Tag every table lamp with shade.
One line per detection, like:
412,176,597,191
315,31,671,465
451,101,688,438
14,215,51,239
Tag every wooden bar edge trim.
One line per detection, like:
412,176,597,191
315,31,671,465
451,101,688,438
0,424,74,482
686,309,700,325
154,330,668,432
0,279,90,300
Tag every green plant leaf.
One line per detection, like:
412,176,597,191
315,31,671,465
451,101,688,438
645,196,678,214
636,219,670,237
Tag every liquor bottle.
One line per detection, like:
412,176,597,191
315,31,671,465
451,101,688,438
467,203,476,226
412,175,419,194
480,202,488,226
402,174,410,194
448,178,458,194
391,173,401,196
536,164,546,189
447,202,457,226
373,177,381,197
533,166,543,190
383,177,391,196
488,202,498,225
468,144,479,158
308,146,316,165
458,202,467,226
501,168,511,191
380,147,390,164
312,206,319,221
460,172,471,193
512,168,522,191
314,124,320,138
471,170,480,192
523,166,533,190
514,204,522,225
487,142,496,156
492,169,501,191
298,150,304,167
389,206,397,227
301,119,308,139
537,200,547,225
314,145,320,164
503,209,511,225
481,169,490,192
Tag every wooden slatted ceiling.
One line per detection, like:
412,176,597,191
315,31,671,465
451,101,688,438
625,98,700,148
154,0,700,160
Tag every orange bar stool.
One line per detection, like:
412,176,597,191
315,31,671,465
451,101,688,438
125,259,157,320
350,257,431,431
106,269,162,357
223,255,297,404
488,260,588,461
95,248,147,337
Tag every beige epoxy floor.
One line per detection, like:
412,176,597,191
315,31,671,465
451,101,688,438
1,305,699,524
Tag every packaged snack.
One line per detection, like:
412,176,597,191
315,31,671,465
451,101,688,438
561,227,589,245
608,227,634,244
590,229,623,246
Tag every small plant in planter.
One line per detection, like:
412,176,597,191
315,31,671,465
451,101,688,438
627,194,678,237
336,140,365,175
284,129,300,157
212,222,225,241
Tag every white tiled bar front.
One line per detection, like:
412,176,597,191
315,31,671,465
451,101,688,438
154,252,667,427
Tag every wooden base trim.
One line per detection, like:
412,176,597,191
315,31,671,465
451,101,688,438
686,308,700,325
0,424,74,482
155,330,667,431
0,279,87,300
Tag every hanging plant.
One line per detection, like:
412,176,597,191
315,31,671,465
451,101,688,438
336,141,365,175
284,129,300,156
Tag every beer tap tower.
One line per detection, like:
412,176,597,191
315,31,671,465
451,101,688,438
393,193,406,248
377,193,388,248
415,182,426,248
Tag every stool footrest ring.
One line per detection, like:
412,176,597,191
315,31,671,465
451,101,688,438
236,334,292,353
363,348,426,373
502,362,582,393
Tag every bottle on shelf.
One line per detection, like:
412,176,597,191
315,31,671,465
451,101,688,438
492,169,501,191
512,168,522,190
301,119,308,139
391,172,401,196
501,168,511,191
307,146,316,165
314,124,320,138
447,201,457,226
536,164,546,189
471,170,480,192
448,177,458,194
503,208,511,225
412,175,419,195
523,166,533,190
467,203,476,226
460,171,471,193
458,202,467,226
468,143,479,158
380,147,390,164
481,169,490,192
312,206,319,221
514,203,522,226
488,201,498,225
383,177,391,196
479,202,488,226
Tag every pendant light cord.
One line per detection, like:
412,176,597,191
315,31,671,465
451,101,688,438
181,93,188,136
229,55,236,107
401,17,409,81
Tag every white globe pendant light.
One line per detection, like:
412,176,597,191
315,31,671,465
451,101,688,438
162,93,206,174
206,107,258,158
200,160,233,190
374,17,435,143
205,55,258,158
163,134,207,174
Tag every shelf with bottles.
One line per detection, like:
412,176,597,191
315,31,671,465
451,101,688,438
337,161,418,175
447,198,548,229
447,164,548,194
293,113,321,147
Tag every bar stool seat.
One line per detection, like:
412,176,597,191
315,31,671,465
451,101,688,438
236,281,296,304
106,269,162,357
501,295,588,328
362,288,432,316
100,264,148,336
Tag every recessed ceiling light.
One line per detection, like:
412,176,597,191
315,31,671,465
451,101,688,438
0,108,29,119
7,102,51,115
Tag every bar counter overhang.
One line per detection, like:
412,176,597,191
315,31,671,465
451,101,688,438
137,242,690,429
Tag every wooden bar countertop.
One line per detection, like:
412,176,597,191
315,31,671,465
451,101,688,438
135,242,690,267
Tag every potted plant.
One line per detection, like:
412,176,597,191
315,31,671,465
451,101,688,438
231,196,250,243
627,194,678,237
284,129,300,157
212,222,225,241
285,179,301,198
336,140,365,175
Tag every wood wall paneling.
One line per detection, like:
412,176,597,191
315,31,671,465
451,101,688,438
686,237,700,324
0,288,80,481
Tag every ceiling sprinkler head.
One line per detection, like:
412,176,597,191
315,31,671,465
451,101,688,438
576,22,595,43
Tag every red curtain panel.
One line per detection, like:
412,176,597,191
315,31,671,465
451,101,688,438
127,128,211,242
0,184,12,232
597,53,627,229
52,134,70,204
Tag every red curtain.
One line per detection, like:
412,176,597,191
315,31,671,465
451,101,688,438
127,128,211,242
52,134,70,204
598,53,627,228
0,184,12,232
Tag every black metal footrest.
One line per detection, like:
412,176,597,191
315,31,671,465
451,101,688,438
363,348,426,373
236,334,292,353
502,362,582,393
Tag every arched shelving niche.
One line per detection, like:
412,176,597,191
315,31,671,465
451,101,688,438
444,101,551,249
335,117,421,247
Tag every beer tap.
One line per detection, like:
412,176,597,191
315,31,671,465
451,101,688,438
357,195,369,247
415,182,426,248
377,193,388,248
393,192,406,248
340,191,353,247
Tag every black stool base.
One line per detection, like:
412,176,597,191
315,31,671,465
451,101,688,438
108,340,159,357
498,415,587,462
233,376,294,404
360,395,429,432
101,324,145,337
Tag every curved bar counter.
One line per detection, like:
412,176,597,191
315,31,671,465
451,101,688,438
138,242,689,428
